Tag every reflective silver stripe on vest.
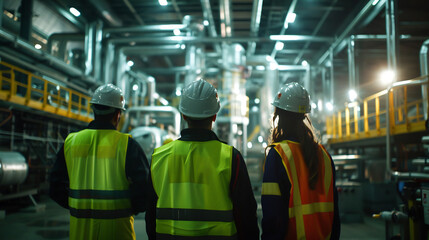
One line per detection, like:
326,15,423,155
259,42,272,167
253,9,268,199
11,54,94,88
69,207,133,219
156,233,237,240
156,208,234,222
69,189,130,199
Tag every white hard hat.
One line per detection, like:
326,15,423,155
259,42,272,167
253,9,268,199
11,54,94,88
90,84,126,111
179,79,220,119
272,82,311,113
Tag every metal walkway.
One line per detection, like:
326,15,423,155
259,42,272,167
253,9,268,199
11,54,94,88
0,61,92,123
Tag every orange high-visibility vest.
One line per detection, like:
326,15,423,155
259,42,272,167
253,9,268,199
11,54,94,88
273,140,334,240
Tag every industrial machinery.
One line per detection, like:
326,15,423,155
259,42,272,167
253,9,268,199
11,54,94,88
121,106,181,161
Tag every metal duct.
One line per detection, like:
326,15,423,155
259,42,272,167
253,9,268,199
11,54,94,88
183,15,205,86
247,55,279,140
419,39,429,120
385,0,399,75
219,0,233,37
47,33,85,61
120,45,185,56
247,0,264,57
0,28,95,82
94,21,103,82
108,35,332,45
201,0,221,53
104,24,186,35
85,22,96,76
348,37,357,93
271,0,298,58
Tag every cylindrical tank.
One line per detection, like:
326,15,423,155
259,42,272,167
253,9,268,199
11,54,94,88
0,152,28,186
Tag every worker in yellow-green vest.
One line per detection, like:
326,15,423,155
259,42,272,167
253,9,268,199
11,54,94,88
261,82,340,240
145,79,259,240
49,84,150,240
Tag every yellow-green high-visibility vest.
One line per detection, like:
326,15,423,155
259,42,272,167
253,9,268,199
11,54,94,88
64,129,135,240
151,140,237,239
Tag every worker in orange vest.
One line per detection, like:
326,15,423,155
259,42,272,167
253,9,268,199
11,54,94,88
261,82,340,239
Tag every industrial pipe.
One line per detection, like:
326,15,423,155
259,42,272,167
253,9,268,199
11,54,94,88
385,77,429,181
0,28,96,84
391,171,429,180
419,39,429,120
121,106,181,136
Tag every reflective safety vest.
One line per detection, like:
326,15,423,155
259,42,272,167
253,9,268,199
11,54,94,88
151,140,237,239
64,129,135,240
264,140,334,240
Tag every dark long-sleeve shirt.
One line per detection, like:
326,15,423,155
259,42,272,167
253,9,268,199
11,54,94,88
145,128,260,240
49,120,150,215
261,143,340,240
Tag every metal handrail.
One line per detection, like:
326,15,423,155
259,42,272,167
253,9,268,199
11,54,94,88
385,76,429,181
0,61,93,123
326,75,427,143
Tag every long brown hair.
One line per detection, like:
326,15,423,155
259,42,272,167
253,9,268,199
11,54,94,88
269,107,320,189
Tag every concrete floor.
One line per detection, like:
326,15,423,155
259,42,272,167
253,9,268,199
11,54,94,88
0,194,388,240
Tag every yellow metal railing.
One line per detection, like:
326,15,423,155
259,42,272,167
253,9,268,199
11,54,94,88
326,76,428,144
0,61,93,123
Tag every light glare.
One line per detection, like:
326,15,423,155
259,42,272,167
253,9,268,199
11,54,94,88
159,0,168,6
275,41,284,50
127,60,134,67
379,69,395,84
69,7,81,17
286,13,296,23
173,29,181,36
348,89,358,102
301,60,308,67
34,44,42,49
132,84,139,91
326,102,334,111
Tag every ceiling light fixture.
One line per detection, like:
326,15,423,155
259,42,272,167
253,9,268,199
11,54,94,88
286,13,296,23
159,0,168,6
275,42,284,50
69,7,81,17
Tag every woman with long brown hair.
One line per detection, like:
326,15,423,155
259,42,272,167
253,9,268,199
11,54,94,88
261,82,340,240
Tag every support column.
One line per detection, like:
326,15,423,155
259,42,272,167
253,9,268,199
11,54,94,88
329,48,335,110
19,0,33,41
348,37,357,96
386,0,399,78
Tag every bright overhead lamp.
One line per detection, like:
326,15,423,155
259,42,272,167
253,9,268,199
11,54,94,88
301,60,308,67
159,0,168,6
69,7,80,17
34,44,42,49
275,41,284,50
286,13,296,23
326,102,334,111
132,84,139,91
348,89,358,102
127,60,134,67
173,29,181,36
203,20,209,26
270,35,303,41
379,69,395,84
